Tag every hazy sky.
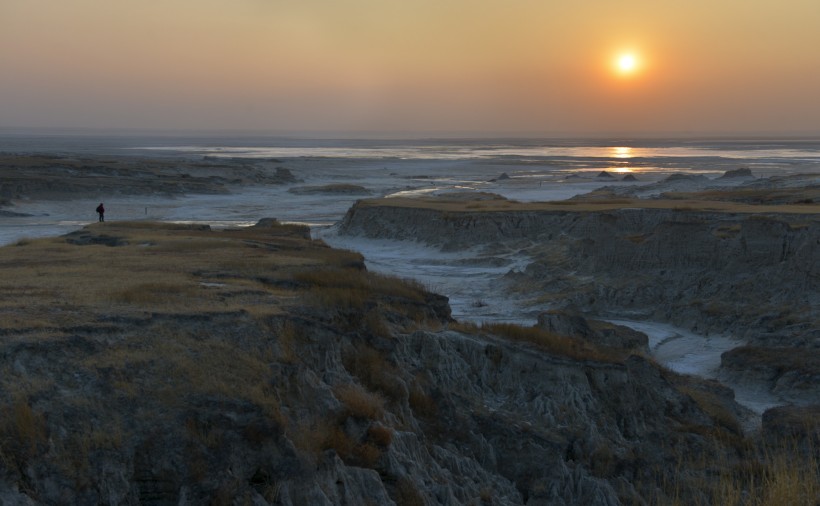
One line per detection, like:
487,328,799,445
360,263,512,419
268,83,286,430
2,0,820,135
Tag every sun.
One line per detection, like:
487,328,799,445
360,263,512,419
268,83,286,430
614,53,640,76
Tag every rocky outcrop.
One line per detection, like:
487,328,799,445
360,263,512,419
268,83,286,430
719,168,754,179
761,405,820,446
536,310,649,352
719,346,820,406
338,195,819,406
0,221,768,505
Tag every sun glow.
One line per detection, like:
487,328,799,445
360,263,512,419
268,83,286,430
611,146,633,158
614,53,640,76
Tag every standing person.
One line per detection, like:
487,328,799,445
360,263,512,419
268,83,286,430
96,202,105,222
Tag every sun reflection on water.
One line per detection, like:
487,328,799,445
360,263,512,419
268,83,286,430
612,146,633,158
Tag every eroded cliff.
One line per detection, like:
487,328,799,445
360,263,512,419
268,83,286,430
338,191,820,407
2,221,809,505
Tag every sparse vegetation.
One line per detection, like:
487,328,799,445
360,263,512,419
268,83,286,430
0,219,817,505
652,438,820,506
679,386,743,435
342,343,406,402
354,195,820,215
333,383,385,420
451,320,618,362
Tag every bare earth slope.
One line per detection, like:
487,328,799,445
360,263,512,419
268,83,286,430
2,221,815,504
338,182,819,408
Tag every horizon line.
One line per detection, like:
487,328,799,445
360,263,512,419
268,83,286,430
1,126,820,141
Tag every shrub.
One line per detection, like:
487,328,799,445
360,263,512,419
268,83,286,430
395,477,425,506
367,424,394,447
342,344,405,402
408,384,437,419
333,383,385,420
351,441,381,467
277,321,299,363
0,398,47,472
678,386,742,435
478,322,616,362
10,399,47,457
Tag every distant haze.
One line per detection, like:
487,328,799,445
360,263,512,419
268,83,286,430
2,0,820,136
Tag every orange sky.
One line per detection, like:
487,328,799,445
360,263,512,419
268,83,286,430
2,0,819,135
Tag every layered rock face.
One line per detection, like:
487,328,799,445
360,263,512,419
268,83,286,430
338,196,820,406
340,201,817,337
0,221,768,505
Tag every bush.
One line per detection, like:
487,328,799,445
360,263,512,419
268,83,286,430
333,383,385,420
476,322,616,362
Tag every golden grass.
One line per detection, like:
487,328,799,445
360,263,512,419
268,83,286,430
343,344,405,402
276,321,299,364
0,223,362,438
395,476,426,506
0,397,48,472
286,415,385,469
0,221,359,321
678,386,742,435
655,439,820,506
451,321,619,363
295,268,427,302
333,383,385,420
367,424,393,447
408,384,437,419
88,332,283,421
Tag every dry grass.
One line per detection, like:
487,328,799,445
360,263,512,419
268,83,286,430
9,398,47,455
0,220,428,497
287,414,386,469
678,386,742,435
394,476,426,506
0,221,362,318
367,424,394,447
297,268,427,301
276,321,299,364
333,383,385,420
92,333,283,422
1,223,349,436
663,186,820,206
0,397,48,473
408,381,437,419
655,439,820,506
342,344,405,402
451,321,619,363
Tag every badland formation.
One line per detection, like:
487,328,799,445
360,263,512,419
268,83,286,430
0,154,818,505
